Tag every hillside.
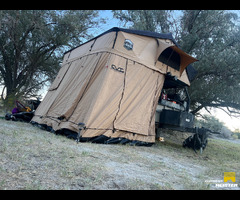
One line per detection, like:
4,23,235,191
0,119,240,190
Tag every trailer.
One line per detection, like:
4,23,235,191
155,72,214,153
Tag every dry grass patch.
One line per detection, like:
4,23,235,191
0,119,240,190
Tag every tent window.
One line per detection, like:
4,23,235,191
158,47,180,71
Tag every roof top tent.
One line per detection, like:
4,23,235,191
31,27,198,146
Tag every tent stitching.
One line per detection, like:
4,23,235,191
112,30,119,49
44,62,72,117
148,73,163,135
67,53,104,121
112,58,128,133
65,50,166,75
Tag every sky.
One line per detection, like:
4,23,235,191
98,10,121,31
201,107,240,132
1,10,240,131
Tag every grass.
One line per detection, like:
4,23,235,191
0,120,104,189
153,136,240,189
201,139,240,179
0,118,240,190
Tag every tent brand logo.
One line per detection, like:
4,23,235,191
224,172,236,183
124,39,133,50
111,64,124,73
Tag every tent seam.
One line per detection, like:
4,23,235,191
66,53,104,121
65,50,166,75
112,58,128,133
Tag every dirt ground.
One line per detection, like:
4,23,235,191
0,119,240,190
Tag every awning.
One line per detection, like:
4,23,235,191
155,39,198,76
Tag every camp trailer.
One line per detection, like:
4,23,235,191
31,27,198,146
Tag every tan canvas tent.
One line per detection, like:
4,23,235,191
31,27,197,146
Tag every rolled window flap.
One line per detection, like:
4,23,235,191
155,39,198,76
170,46,198,76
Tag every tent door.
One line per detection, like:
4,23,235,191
113,60,164,136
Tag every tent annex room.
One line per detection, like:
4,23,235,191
31,27,197,146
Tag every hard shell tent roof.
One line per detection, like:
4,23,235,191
31,27,198,146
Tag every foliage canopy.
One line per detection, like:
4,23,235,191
0,10,104,109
